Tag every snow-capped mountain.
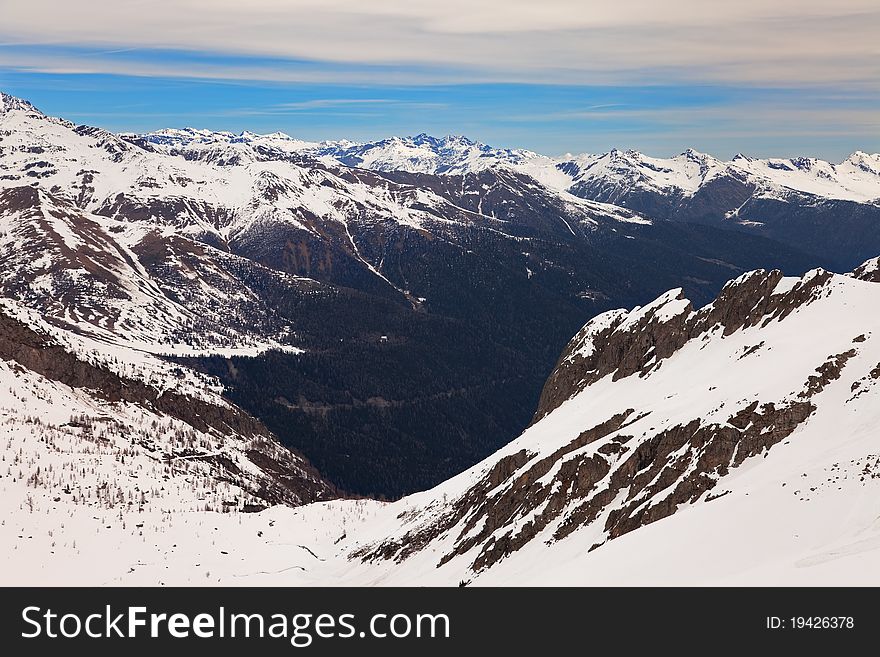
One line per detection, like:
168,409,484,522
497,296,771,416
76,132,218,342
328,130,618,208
128,127,320,168
3,90,880,585
129,118,880,266
853,256,880,283
556,148,880,205
5,258,880,585
550,148,880,268
0,185,319,355
306,133,543,175
0,90,855,502
134,128,542,176
0,92,39,114
731,151,880,203
133,119,880,206
132,120,880,204
336,260,880,585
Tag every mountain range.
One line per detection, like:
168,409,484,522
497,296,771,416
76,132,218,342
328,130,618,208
2,91,880,584
133,125,880,267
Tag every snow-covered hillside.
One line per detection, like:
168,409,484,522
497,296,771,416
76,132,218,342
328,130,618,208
0,301,332,581
5,259,880,585
0,186,315,356
136,129,541,176
307,134,544,176
128,117,880,266
1,90,687,325
0,93,457,243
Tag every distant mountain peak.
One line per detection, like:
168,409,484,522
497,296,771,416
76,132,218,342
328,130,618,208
679,147,712,161
0,91,41,115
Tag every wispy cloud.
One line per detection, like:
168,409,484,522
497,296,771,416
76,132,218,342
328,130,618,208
212,99,449,117
0,1,876,87
273,98,446,111
507,105,880,130
277,99,396,109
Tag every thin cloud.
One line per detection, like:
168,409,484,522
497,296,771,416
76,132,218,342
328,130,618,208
217,100,448,117
0,1,876,87
276,99,397,109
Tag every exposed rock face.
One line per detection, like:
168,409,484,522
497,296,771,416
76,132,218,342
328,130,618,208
594,400,814,543
360,410,638,567
0,91,40,115
800,350,857,398
535,267,834,420
366,397,816,573
852,257,880,283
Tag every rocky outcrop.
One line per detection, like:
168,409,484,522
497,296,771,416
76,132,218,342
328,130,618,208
360,410,636,566
800,350,857,398
535,268,835,420
596,400,814,542
852,257,880,283
365,394,818,573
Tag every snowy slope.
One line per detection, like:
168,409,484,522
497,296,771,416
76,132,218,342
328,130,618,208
558,149,880,204
0,95,440,242
7,90,839,504
731,151,880,203
307,134,543,176
561,148,728,196
0,185,312,357
2,93,611,273
132,127,319,165
8,89,873,286
311,139,880,205
0,302,332,576
0,94,480,341
2,91,675,316
135,129,541,176
336,263,880,585
4,259,880,585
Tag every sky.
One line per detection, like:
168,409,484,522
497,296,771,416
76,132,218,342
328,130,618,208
0,0,877,159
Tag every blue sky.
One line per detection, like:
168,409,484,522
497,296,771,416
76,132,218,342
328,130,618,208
1,1,877,159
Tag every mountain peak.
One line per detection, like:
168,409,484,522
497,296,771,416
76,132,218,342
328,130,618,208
844,150,880,172
0,91,41,116
679,147,711,161
410,132,438,143
851,256,880,283
406,133,477,148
